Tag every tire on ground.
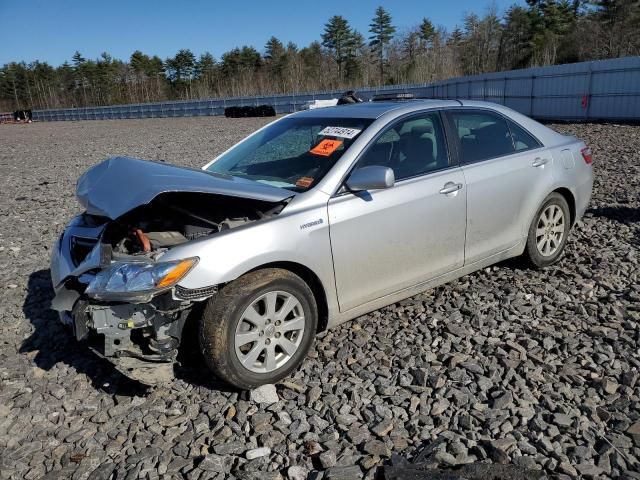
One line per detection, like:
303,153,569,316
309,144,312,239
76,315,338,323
524,192,571,268
199,268,317,389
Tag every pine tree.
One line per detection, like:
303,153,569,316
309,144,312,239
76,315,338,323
322,15,356,80
264,36,286,83
165,49,196,82
239,46,262,71
130,50,151,76
300,41,324,87
71,51,86,68
264,37,285,62
593,0,640,57
196,53,216,80
368,6,396,83
497,6,535,69
146,56,164,77
345,30,365,82
70,51,89,104
419,18,435,47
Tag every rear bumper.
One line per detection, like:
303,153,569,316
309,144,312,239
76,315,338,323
574,167,594,222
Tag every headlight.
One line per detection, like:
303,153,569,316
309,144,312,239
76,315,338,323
85,257,198,301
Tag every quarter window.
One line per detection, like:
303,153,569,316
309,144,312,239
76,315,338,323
356,112,449,180
508,119,542,151
450,111,515,163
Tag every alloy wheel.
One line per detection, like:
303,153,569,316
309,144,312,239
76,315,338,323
536,204,565,257
234,290,306,373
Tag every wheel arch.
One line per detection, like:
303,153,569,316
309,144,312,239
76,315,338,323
246,261,329,332
521,185,577,242
552,187,576,226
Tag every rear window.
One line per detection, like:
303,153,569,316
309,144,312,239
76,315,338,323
207,117,372,191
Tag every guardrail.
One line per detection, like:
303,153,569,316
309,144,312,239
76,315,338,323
31,56,640,122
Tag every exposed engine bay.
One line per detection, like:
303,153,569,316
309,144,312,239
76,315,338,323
55,191,287,383
105,191,285,258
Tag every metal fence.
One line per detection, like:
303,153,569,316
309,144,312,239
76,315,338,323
32,56,640,123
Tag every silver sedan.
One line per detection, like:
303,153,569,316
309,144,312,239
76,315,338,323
50,99,594,388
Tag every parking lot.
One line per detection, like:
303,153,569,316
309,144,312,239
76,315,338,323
0,117,638,479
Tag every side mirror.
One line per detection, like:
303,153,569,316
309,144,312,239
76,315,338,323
346,166,395,192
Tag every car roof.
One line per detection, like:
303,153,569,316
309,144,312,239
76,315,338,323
290,99,566,147
292,99,463,119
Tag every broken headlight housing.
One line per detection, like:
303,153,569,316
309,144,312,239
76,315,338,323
85,257,198,301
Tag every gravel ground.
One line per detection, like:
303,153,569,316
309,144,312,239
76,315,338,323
0,117,638,480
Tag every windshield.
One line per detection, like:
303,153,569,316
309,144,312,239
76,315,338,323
206,116,373,191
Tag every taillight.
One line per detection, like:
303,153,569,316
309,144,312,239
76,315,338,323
581,147,593,164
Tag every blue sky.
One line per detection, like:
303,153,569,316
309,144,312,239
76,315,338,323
0,0,521,66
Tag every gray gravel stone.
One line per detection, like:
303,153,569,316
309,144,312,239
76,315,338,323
325,465,362,480
200,454,231,473
371,419,394,438
363,440,391,458
246,447,271,460
250,385,279,405
286,465,308,480
319,450,337,469
213,441,245,455
492,391,513,410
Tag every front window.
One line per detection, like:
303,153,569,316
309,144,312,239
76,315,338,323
355,112,449,180
207,116,373,191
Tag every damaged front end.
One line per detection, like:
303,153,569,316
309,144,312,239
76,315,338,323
50,157,291,383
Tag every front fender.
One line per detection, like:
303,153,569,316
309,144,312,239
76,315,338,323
159,205,335,303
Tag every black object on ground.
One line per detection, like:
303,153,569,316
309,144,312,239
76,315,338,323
383,441,547,480
13,109,33,122
224,105,276,118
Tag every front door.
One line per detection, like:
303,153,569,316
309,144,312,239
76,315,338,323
328,111,467,312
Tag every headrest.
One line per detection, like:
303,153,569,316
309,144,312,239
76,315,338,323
475,122,507,138
411,125,433,135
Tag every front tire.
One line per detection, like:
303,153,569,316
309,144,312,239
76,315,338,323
524,192,571,268
199,268,317,389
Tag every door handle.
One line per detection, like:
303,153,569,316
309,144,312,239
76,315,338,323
439,182,463,195
532,157,548,167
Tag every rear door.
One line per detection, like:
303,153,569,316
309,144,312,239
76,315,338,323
328,111,467,312
445,109,551,264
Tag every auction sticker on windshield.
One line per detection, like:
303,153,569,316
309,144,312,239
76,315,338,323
296,176,314,188
319,126,362,139
310,139,343,156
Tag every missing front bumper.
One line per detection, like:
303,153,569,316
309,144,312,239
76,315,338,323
62,297,192,383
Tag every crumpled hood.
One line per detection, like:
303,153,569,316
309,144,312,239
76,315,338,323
76,156,293,219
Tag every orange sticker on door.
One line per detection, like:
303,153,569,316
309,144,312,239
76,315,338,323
310,138,343,157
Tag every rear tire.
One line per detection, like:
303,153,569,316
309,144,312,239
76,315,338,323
524,192,571,268
199,268,317,389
